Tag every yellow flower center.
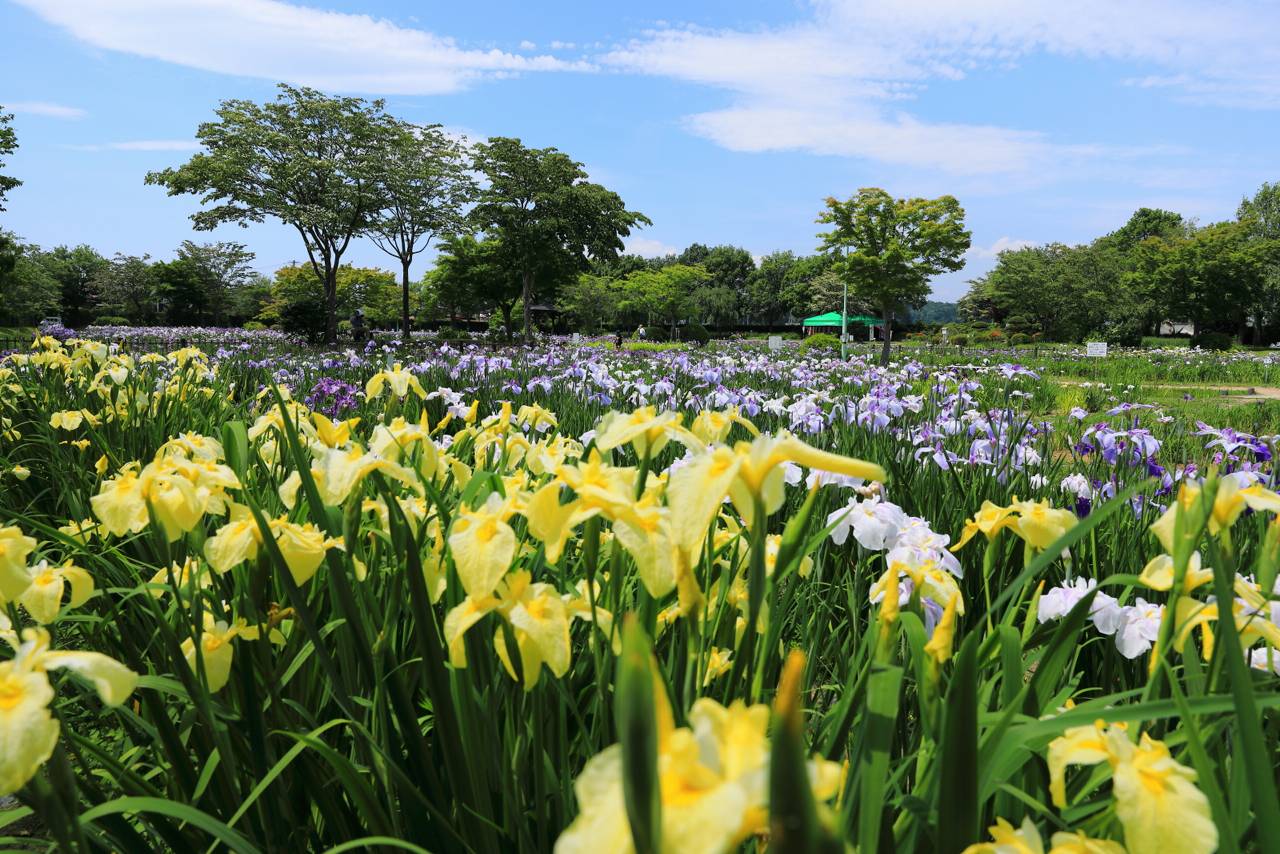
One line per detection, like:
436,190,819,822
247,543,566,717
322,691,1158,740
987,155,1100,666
0,677,24,710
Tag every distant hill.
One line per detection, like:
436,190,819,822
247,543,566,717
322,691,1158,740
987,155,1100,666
907,301,958,324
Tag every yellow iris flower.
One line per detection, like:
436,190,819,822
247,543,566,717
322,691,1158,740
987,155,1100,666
1048,721,1216,854
16,560,94,624
365,363,426,400
961,816,1125,854
448,492,519,598
0,628,138,795
554,689,842,853
444,571,572,689
0,525,38,602
180,614,264,693
951,500,1018,551
1150,477,1280,553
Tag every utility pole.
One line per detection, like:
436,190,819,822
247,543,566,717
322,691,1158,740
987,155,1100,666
840,248,849,360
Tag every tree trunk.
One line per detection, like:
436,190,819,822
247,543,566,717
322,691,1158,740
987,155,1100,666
521,269,533,345
501,303,514,338
401,257,412,340
325,266,339,345
880,307,893,367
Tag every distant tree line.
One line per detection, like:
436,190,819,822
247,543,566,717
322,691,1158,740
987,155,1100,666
959,189,1280,346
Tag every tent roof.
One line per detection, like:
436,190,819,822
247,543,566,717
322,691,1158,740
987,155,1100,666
801,312,883,326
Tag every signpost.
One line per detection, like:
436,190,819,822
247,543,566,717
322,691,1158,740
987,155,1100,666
767,335,782,352
1086,341,1108,358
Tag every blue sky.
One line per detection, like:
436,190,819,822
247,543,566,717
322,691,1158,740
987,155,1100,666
3,0,1279,301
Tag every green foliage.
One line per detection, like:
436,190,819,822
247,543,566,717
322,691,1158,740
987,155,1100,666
242,321,266,331
430,235,539,333
1190,330,1233,350
146,84,394,342
0,108,19,210
618,264,707,332
1009,332,1029,345
261,264,400,339
34,243,108,327
89,253,158,325
0,238,60,324
682,322,711,345
93,314,129,326
799,332,840,352
818,188,970,364
908,301,958,324
558,273,620,333
367,120,476,335
469,136,650,342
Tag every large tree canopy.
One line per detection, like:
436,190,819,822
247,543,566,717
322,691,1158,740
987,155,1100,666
818,188,970,364
0,109,19,211
146,84,393,343
368,121,475,337
469,137,650,343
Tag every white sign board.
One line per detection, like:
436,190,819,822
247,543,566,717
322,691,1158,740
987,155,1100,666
1085,341,1108,358
767,335,783,351
571,333,582,344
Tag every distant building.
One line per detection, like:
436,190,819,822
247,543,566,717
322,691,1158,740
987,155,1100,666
1158,320,1194,336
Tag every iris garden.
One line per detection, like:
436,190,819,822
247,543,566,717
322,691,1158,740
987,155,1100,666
1,328,1279,852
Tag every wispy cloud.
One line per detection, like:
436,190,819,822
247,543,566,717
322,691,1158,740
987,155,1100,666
602,0,1280,178
625,236,678,258
60,140,201,152
3,100,86,119
967,236,1035,260
12,0,587,95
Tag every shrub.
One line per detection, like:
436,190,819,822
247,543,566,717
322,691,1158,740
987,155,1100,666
242,321,267,332
437,326,470,343
986,329,1005,341
1190,330,1233,351
1102,316,1144,348
799,332,841,352
951,334,969,346
683,323,711,346
1009,332,1029,345
94,315,129,326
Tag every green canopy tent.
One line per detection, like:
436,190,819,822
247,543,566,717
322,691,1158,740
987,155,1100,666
801,312,884,339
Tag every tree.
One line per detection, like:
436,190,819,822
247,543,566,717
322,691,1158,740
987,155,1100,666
618,264,707,335
470,137,650,343
432,235,519,333
702,245,755,303
227,274,274,326
818,189,971,364
0,110,19,211
1238,182,1280,342
152,258,210,325
146,84,392,343
91,254,159,324
261,263,400,339
558,273,620,333
368,121,475,337
1152,221,1270,342
175,240,255,321
807,269,875,316
34,244,107,327
0,235,59,325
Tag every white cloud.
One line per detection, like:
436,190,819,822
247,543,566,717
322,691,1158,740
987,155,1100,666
60,140,201,152
967,236,1035,259
13,0,586,95
602,0,1280,176
625,236,678,258
4,100,86,119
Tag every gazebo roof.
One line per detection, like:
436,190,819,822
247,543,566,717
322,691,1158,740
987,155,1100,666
801,312,883,326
